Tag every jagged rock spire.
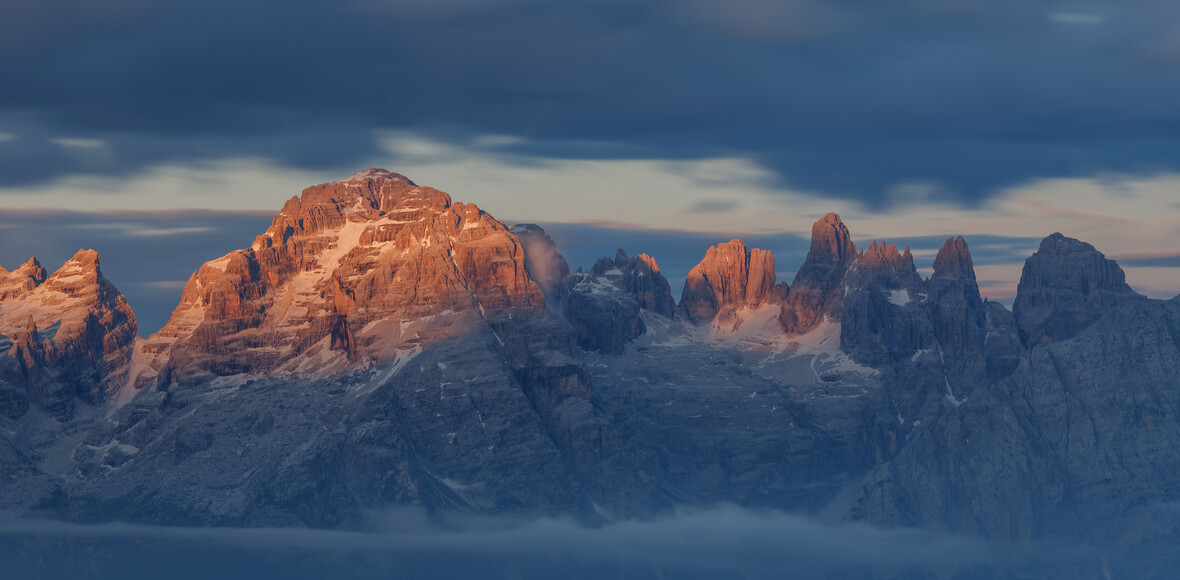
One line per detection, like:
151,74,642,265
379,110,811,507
0,257,48,300
924,235,1004,397
142,169,548,385
780,213,855,333
628,252,677,318
565,247,677,353
805,213,855,278
678,239,782,324
931,236,976,281
856,240,921,284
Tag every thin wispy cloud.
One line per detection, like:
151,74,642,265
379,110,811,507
51,137,110,150
1112,250,1180,267
686,199,739,213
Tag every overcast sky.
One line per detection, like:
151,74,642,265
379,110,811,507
2,0,1180,333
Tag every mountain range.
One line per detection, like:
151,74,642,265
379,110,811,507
1,168,1178,578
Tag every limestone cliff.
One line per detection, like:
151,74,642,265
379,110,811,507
678,239,784,327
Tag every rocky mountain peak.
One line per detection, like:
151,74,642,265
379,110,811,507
258,169,451,247
44,249,101,285
612,248,629,264
856,240,915,275
17,257,45,275
140,170,547,386
931,236,975,281
810,213,856,267
780,213,857,333
1039,232,1092,253
678,239,781,325
0,257,47,300
603,249,676,317
1012,232,1142,347
922,235,1015,401
565,248,677,352
847,239,924,297
0,250,138,419
341,167,415,185
795,213,856,289
0,249,129,332
838,237,930,367
637,253,660,274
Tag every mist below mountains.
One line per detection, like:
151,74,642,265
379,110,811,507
0,505,1113,580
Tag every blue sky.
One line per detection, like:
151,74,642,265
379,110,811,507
2,0,1180,332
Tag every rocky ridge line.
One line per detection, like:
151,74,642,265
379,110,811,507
0,250,138,419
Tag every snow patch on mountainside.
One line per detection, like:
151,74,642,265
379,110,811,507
353,346,423,396
317,220,368,270
789,318,879,377
708,304,790,347
640,306,878,378
889,289,912,306
115,337,153,406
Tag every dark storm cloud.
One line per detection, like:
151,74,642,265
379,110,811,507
5,0,1180,204
0,209,273,334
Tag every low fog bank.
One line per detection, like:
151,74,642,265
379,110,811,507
0,505,1118,580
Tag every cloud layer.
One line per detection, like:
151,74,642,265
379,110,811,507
5,0,1180,205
